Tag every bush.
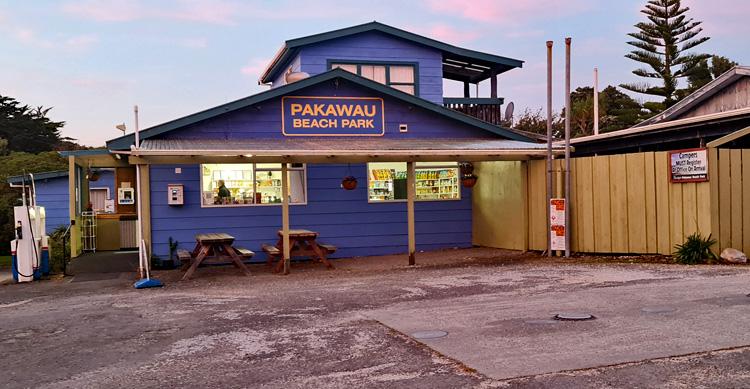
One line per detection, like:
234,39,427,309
673,233,717,265
49,225,71,274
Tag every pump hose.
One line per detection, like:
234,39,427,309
15,172,40,279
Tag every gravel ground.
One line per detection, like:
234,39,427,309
1,248,749,388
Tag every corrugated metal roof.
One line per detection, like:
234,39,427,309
140,138,555,153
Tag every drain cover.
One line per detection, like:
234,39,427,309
554,313,595,321
641,306,676,314
524,319,559,325
411,330,448,339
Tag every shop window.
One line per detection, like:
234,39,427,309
200,163,306,207
367,162,460,202
331,62,417,95
89,188,110,212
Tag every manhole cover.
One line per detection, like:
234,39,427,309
524,319,559,325
411,330,448,339
554,313,595,321
641,306,677,314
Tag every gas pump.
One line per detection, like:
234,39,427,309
9,173,51,283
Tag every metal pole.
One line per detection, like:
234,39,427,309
546,40,553,258
564,37,572,258
134,105,145,279
593,67,599,136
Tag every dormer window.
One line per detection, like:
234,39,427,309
330,62,416,95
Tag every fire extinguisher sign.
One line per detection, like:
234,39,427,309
550,198,566,251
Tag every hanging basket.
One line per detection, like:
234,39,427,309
459,162,474,175
461,174,478,188
87,169,100,182
341,176,358,190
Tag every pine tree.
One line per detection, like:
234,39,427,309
620,0,710,112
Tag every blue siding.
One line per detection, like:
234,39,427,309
297,31,444,104
271,54,301,88
159,79,493,140
149,164,472,259
34,178,69,233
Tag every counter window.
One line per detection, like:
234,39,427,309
367,162,460,202
200,163,306,207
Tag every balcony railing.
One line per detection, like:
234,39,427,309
443,97,505,126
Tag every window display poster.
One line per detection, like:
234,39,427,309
550,198,566,251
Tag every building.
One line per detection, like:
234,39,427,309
55,22,562,265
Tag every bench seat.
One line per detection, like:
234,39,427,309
262,244,280,256
234,247,255,258
318,243,337,254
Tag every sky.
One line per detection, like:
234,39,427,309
1,0,748,146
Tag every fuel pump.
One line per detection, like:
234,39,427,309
9,173,50,282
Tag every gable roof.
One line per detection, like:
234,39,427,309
636,66,750,127
106,68,538,150
259,21,523,85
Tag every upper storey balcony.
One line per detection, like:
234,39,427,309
441,56,514,126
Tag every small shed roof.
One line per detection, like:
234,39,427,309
7,170,68,185
636,66,750,127
259,21,523,85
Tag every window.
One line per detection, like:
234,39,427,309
367,162,460,202
89,188,110,212
200,163,306,207
331,62,417,95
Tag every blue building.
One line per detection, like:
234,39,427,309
55,22,561,264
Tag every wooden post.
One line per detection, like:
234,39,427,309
138,165,152,260
463,82,470,98
407,161,416,265
490,71,498,99
68,156,79,258
281,163,290,275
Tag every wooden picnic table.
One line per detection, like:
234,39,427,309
263,229,336,273
181,233,253,280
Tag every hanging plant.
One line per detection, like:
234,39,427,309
341,176,358,190
459,162,474,176
86,168,100,182
461,174,478,188
341,163,357,190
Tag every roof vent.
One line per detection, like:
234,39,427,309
285,71,310,84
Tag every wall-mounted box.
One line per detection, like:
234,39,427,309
117,187,135,205
167,184,184,206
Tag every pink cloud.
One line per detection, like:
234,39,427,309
425,0,590,24
240,58,271,79
423,24,481,45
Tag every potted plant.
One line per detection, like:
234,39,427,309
341,176,358,190
461,174,478,188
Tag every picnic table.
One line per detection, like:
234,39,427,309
262,229,337,273
180,233,253,280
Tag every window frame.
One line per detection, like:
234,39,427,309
199,163,308,208
327,60,419,96
366,162,462,204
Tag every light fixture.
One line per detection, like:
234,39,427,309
115,123,127,134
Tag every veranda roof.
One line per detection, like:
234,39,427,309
121,138,564,163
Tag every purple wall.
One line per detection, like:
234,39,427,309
159,79,494,141
149,163,472,259
268,31,444,104
148,75,496,259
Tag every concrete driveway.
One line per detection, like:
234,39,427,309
1,249,749,388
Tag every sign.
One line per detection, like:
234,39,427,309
550,198,566,251
282,96,385,136
118,187,135,205
669,148,708,183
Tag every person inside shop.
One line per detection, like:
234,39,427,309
217,179,231,204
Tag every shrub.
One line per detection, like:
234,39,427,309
673,233,717,265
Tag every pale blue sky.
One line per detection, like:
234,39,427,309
1,0,748,146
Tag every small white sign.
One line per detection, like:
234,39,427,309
550,198,566,251
669,148,708,183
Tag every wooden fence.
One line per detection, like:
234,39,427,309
474,148,748,255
